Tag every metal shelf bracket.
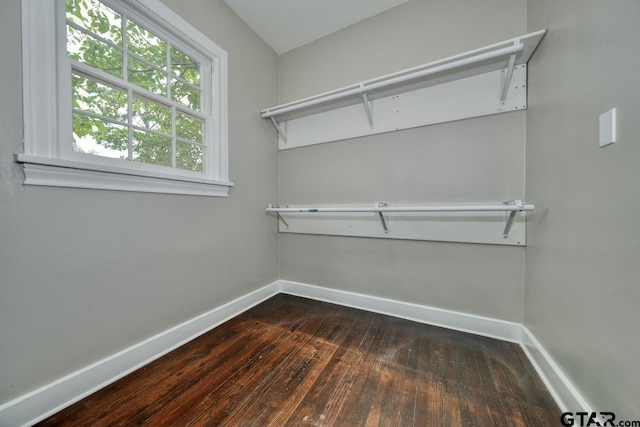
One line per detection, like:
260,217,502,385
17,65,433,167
361,86,374,129
375,202,389,233
502,199,525,237
268,203,289,228
269,117,287,143
500,44,520,105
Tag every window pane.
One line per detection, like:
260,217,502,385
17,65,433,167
73,73,127,122
175,111,203,143
128,57,167,96
67,25,122,78
171,79,200,111
66,0,122,46
126,20,167,69
132,130,172,167
176,141,204,172
132,96,172,135
62,1,213,175
170,47,200,86
72,113,128,158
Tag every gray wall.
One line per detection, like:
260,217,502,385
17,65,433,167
526,0,640,417
5,0,636,418
0,0,279,404
279,0,527,103
279,0,528,321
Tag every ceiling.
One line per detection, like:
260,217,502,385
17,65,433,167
223,0,411,54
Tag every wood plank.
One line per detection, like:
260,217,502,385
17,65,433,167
37,294,306,426
258,312,372,426
334,314,401,426
36,295,561,427
138,295,324,425
246,309,363,426
178,299,344,425
370,318,422,426
282,313,384,426
199,303,350,426
131,312,315,424
453,341,501,426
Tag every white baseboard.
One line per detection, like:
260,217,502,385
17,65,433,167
277,280,522,343
520,326,591,413
0,281,280,427
0,278,590,426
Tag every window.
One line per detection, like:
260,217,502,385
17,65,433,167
18,0,231,197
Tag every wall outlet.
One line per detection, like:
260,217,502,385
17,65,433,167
599,108,617,147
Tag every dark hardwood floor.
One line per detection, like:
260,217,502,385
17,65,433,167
37,294,560,426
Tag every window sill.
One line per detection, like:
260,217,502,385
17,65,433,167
16,155,233,197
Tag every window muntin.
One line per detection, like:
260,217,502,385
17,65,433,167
65,0,208,175
19,0,229,196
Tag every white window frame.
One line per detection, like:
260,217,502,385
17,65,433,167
17,0,232,197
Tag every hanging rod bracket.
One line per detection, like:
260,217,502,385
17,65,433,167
503,211,517,237
375,202,389,233
268,204,289,228
502,199,525,237
277,212,289,229
500,46,520,105
269,117,287,143
361,87,374,129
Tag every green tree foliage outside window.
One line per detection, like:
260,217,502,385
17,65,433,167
66,0,206,173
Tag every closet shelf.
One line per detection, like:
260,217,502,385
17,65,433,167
261,30,545,134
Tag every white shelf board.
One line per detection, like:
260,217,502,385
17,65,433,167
279,64,527,149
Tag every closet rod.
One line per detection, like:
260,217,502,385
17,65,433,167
261,43,524,119
267,202,534,213
268,201,533,237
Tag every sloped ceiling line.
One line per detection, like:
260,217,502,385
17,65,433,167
224,0,411,54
